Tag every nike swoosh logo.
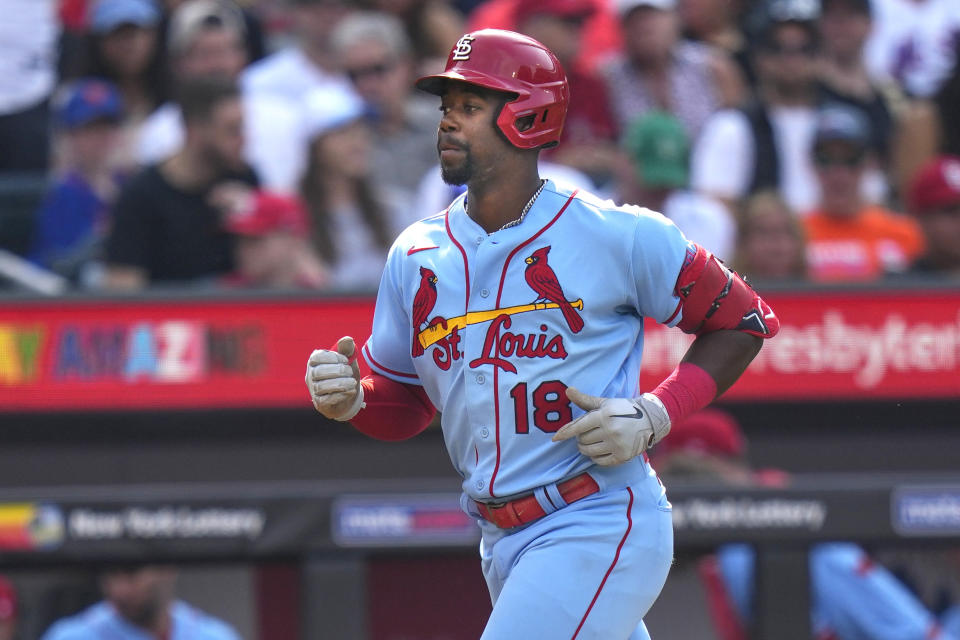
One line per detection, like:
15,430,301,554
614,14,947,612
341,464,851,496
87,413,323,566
407,245,439,256
610,407,644,420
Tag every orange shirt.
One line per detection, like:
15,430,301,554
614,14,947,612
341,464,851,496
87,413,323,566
803,206,926,282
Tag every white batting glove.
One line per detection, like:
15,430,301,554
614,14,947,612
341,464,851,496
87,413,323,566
552,388,671,466
305,336,365,421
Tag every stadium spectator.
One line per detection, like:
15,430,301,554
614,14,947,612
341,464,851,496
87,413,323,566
601,0,744,143
622,111,736,260
137,0,303,191
863,0,960,98
803,104,924,282
103,77,258,290
331,12,440,213
652,409,960,640
159,0,267,63
0,0,58,171
816,0,902,191
299,84,419,290
691,0,823,213
895,39,960,194
40,564,239,640
906,155,960,279
223,190,328,288
677,0,754,88
735,190,807,281
29,79,126,286
513,0,624,189
0,577,16,640
63,0,166,123
241,0,357,105
364,0,465,74
468,0,622,77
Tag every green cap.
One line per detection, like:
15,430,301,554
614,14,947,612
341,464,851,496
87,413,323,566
624,111,690,189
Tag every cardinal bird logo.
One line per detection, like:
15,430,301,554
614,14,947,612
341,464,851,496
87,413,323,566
524,246,584,333
412,266,438,356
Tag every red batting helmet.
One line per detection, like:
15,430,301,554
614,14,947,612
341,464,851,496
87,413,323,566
416,29,569,149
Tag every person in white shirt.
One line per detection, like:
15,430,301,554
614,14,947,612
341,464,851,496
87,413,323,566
863,0,960,98
0,0,57,171
136,0,303,192
241,0,356,104
691,2,823,214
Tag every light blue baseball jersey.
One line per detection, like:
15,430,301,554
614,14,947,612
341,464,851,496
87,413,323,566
718,543,958,640
363,179,691,500
41,600,241,640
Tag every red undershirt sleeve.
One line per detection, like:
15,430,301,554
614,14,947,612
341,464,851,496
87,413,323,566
348,372,436,441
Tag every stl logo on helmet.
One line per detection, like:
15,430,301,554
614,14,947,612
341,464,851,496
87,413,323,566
451,35,476,61
411,246,584,373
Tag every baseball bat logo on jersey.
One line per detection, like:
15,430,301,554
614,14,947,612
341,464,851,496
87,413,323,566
411,246,584,373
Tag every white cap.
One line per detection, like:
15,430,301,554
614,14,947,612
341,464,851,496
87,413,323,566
302,84,366,140
168,0,246,56
617,0,675,15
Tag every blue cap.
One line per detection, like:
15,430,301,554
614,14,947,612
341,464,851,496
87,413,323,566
56,78,124,129
814,103,871,149
89,0,160,34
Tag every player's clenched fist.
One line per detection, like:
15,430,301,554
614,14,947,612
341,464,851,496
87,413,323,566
552,388,671,466
305,336,365,421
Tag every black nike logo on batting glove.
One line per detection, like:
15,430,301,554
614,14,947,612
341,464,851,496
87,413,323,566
610,406,644,420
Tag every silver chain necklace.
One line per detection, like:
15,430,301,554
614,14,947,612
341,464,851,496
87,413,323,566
465,179,547,233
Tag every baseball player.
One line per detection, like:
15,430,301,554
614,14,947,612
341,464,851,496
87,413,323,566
305,29,779,640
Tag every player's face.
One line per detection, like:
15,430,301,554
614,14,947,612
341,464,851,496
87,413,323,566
437,83,513,186
101,566,176,625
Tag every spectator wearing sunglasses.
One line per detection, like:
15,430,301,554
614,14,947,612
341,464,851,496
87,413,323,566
330,12,439,216
803,103,924,282
691,0,824,214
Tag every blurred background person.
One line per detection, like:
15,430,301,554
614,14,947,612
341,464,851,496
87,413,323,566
803,103,924,282
905,155,960,279
735,190,808,281
331,11,439,215
298,85,401,291
242,0,357,105
468,0,621,74
159,0,267,63
223,189,328,288
137,0,303,191
678,0,754,87
362,0,465,74
0,577,16,640
817,0,901,188
601,0,744,145
622,110,736,260
29,78,126,286
691,0,823,213
62,0,166,167
0,0,57,172
652,409,960,640
895,39,960,196
863,0,960,99
103,76,257,290
41,564,239,640
513,0,625,191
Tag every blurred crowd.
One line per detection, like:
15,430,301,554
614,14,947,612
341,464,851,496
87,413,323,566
0,0,959,292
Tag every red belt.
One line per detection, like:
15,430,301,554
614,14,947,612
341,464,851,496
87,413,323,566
474,473,600,529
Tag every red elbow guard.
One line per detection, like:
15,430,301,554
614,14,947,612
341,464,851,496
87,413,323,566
674,245,779,338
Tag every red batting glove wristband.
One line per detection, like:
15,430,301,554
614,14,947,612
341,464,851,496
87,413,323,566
650,362,718,425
